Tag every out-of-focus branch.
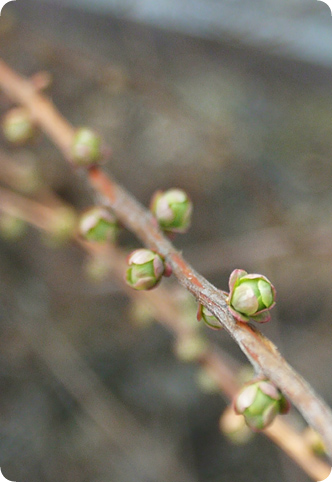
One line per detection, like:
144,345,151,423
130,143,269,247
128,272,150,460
0,58,332,464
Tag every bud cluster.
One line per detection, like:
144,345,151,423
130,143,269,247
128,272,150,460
227,269,276,323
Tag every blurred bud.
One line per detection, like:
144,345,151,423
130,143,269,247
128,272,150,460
234,379,290,430
47,207,77,244
196,367,219,394
197,303,222,330
0,212,26,240
84,256,110,282
71,127,102,167
129,299,155,328
79,206,118,243
125,249,166,290
9,155,41,194
150,188,192,233
174,336,207,363
303,426,326,456
227,269,276,323
219,406,254,444
2,108,36,145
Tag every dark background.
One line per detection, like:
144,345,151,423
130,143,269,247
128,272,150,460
0,1,332,481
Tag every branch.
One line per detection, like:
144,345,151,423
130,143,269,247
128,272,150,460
0,185,329,480
1,58,332,462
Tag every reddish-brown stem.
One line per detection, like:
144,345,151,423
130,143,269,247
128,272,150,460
0,186,330,479
0,57,332,462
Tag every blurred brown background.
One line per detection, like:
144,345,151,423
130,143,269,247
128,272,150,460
0,1,332,481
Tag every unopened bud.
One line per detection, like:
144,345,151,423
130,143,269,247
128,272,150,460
234,379,290,430
227,269,276,323
150,188,192,233
125,249,166,290
79,206,118,243
2,108,36,145
197,303,222,330
71,127,102,167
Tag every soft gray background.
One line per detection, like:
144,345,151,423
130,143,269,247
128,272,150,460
0,1,332,481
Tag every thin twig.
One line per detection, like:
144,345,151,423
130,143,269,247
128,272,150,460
0,181,330,480
0,58,332,463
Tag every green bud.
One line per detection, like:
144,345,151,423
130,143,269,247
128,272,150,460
125,249,166,290
71,127,102,167
197,303,222,330
79,206,118,243
2,107,36,145
227,269,276,323
234,379,290,430
150,188,192,233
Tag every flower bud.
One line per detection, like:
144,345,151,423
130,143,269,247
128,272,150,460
79,206,118,243
125,249,166,290
227,269,276,323
2,108,36,145
234,379,290,430
150,188,192,233
71,127,102,167
197,303,222,330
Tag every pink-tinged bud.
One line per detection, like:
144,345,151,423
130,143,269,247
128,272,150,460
71,127,102,167
2,108,36,145
234,379,289,430
197,303,222,330
79,206,118,243
227,269,276,323
125,249,166,290
150,188,192,233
